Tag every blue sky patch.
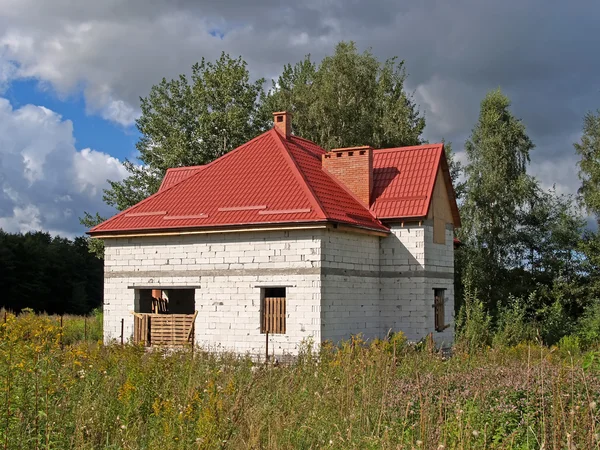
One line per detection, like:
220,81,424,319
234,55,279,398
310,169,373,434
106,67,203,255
4,78,139,161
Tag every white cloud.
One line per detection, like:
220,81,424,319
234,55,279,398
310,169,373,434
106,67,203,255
0,0,598,209
0,98,127,236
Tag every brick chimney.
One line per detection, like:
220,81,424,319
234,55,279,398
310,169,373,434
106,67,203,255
322,146,373,206
273,111,292,139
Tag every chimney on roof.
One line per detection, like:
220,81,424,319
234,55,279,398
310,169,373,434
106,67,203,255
322,146,373,207
273,111,292,139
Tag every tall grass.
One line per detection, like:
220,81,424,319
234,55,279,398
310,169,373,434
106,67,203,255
1,311,599,449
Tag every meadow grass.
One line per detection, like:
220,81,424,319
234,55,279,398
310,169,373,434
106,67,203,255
1,311,599,449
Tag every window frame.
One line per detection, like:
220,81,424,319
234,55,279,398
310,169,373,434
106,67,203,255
433,288,446,332
260,287,287,334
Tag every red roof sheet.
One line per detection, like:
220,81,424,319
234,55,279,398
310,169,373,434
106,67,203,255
159,165,205,191
90,130,388,234
371,144,443,219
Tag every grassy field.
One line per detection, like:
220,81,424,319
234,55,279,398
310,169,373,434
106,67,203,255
1,311,599,449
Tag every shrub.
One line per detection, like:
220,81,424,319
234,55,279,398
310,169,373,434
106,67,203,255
493,294,536,347
539,298,572,346
557,334,581,357
455,278,492,353
577,300,600,349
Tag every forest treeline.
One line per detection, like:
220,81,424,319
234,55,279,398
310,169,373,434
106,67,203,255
0,231,103,314
4,42,600,343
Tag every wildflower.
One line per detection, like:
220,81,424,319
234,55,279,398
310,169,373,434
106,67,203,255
120,425,126,430
472,430,479,437
329,440,333,445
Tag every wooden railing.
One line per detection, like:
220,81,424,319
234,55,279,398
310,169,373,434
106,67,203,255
133,312,197,347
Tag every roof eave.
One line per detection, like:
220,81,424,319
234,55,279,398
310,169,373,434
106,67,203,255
88,218,389,239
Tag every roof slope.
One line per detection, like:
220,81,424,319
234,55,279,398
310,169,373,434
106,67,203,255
371,143,460,225
372,144,455,221
90,130,388,234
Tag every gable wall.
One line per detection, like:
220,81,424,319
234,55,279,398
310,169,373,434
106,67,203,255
379,223,454,345
428,167,455,244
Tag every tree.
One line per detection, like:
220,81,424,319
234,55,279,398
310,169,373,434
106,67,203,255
575,110,600,222
103,53,267,212
460,89,536,261
262,41,425,150
79,212,106,258
458,88,536,307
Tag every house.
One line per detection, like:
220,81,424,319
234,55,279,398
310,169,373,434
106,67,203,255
89,112,460,356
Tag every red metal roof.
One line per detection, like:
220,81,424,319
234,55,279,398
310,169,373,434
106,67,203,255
90,130,460,235
371,144,443,219
90,130,388,234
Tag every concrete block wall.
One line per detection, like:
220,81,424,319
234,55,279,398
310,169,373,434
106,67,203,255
103,229,323,356
320,229,380,343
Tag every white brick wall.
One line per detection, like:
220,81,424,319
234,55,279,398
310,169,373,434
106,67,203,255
103,229,322,357
102,223,456,353
321,229,380,343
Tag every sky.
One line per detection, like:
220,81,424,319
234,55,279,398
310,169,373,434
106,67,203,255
0,0,599,237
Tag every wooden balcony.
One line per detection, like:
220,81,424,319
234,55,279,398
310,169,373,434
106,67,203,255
133,312,197,347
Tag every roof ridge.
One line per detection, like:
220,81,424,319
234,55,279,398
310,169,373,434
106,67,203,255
271,130,328,220
91,130,274,233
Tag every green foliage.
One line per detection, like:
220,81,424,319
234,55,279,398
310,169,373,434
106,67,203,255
0,230,102,315
262,41,425,150
103,53,268,212
456,89,588,331
493,295,536,347
455,275,492,352
539,298,572,346
577,300,600,348
575,110,600,221
557,334,581,357
78,211,106,258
